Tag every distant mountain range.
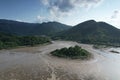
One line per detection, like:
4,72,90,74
0,19,120,46
0,19,71,36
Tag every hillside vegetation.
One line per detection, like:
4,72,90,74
0,32,51,49
53,20,120,46
1,19,120,47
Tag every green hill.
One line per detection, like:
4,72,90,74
53,20,120,46
1,19,120,46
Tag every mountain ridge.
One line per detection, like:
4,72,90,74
1,19,120,46
0,19,71,36
53,20,120,46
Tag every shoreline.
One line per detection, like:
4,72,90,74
0,42,51,52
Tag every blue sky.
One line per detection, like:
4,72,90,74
0,0,120,28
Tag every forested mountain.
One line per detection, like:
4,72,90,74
0,19,71,36
53,20,120,46
1,19,120,46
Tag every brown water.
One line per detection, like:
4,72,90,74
0,41,120,80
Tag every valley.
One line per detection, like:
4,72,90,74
0,0,120,80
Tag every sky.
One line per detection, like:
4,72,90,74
0,0,120,28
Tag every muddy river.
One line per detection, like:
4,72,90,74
0,41,120,80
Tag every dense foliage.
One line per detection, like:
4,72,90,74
0,32,51,49
51,45,92,59
53,20,120,46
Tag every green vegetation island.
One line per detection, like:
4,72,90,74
51,45,92,59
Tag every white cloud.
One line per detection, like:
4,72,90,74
42,0,49,6
107,10,120,28
111,10,119,19
42,0,103,12
38,0,103,22
15,19,23,22
36,16,49,23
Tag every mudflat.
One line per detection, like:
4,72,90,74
0,41,120,80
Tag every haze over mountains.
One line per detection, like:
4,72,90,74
0,19,120,46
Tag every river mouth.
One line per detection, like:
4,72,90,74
0,41,120,80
